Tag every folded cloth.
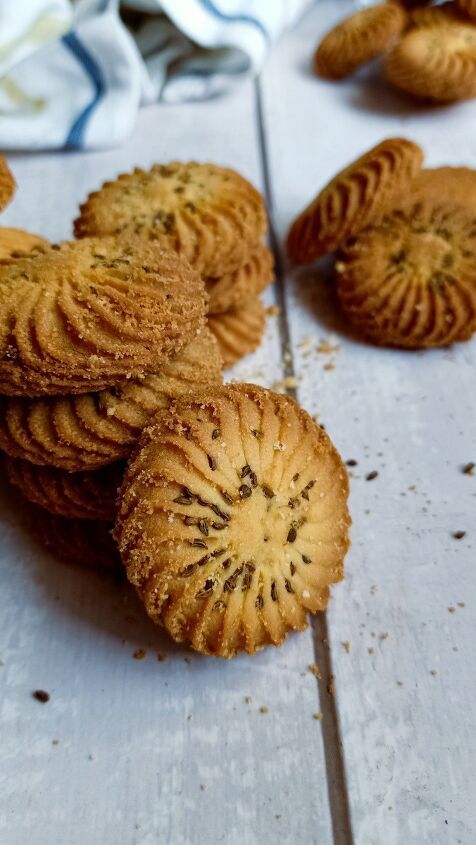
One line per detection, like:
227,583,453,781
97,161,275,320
0,0,314,151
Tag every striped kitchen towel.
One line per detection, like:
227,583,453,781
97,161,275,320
0,0,314,151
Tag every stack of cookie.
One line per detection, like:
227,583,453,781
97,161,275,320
287,137,476,348
314,1,476,105
73,161,274,368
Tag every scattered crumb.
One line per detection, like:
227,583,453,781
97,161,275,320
430,670,437,676
341,640,351,653
379,632,389,641
327,680,335,695
200,784,206,791
32,690,50,703
244,696,252,705
448,607,456,614
366,471,379,481
88,754,94,761
157,653,167,662
266,304,280,317
323,362,335,371
462,462,475,476
368,647,374,655
453,530,466,540
346,459,358,467
183,657,191,664
313,712,323,721
316,338,339,355
308,663,322,679
260,706,269,714
396,681,403,686
272,376,299,392
52,739,59,745
133,648,146,660
370,585,378,595
457,602,466,608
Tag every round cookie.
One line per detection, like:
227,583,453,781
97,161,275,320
287,138,424,264
208,297,266,368
385,18,476,102
335,200,476,348
0,157,15,213
314,2,406,80
0,227,48,262
27,505,121,576
74,162,267,277
206,244,274,315
114,384,351,658
0,329,223,471
404,167,476,212
0,236,207,396
6,457,122,521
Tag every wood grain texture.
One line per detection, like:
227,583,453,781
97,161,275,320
259,2,476,843
0,83,334,845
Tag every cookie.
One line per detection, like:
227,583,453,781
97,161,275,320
114,384,351,658
457,0,476,19
405,167,476,212
74,162,267,277
0,330,223,471
206,244,274,315
287,138,424,264
6,457,121,520
26,505,121,575
208,298,266,368
408,3,461,27
0,157,15,212
0,227,48,262
314,2,406,80
0,236,207,396
385,19,476,101
335,200,476,348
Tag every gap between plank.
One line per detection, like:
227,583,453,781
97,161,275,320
254,78,354,845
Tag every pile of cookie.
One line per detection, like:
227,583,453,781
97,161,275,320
314,1,476,104
287,137,476,348
0,157,351,659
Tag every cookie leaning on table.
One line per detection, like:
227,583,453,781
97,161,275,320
335,199,476,348
0,157,15,212
314,2,406,80
0,236,207,396
208,297,266,368
74,162,267,278
404,167,476,212
114,384,351,658
0,330,223,471
287,138,424,264
6,457,121,521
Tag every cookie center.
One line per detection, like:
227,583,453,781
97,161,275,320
390,227,457,287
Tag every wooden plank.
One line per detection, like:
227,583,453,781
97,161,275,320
0,83,335,845
259,2,476,843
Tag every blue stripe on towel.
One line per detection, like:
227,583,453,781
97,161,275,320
62,32,106,148
196,0,270,43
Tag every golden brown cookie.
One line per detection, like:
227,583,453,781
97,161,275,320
206,244,274,315
0,236,207,396
208,298,266,368
408,3,461,28
314,2,406,80
0,227,48,262
457,0,476,19
335,200,476,348
74,162,267,277
405,167,476,212
0,330,223,471
385,18,476,101
0,157,15,212
287,138,424,264
6,457,121,520
114,384,351,658
26,505,121,575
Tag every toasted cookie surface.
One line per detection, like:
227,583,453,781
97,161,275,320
208,298,266,368
336,200,476,348
115,384,350,658
287,138,424,264
0,228,47,262
0,157,15,212
6,458,121,521
385,19,476,101
27,505,121,575
0,330,223,471
206,244,274,315
0,236,207,396
74,162,267,277
405,167,476,212
314,2,406,79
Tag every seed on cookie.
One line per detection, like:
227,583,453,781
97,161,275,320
0,329,223,471
0,228,48,263
207,297,266,368
287,138,424,264
74,162,267,278
0,157,15,213
0,236,207,396
335,199,476,348
206,245,274,315
314,2,406,80
114,384,351,658
6,457,122,521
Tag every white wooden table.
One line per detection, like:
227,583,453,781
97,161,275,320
1,3,474,843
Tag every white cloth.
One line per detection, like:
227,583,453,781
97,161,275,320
0,0,314,150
